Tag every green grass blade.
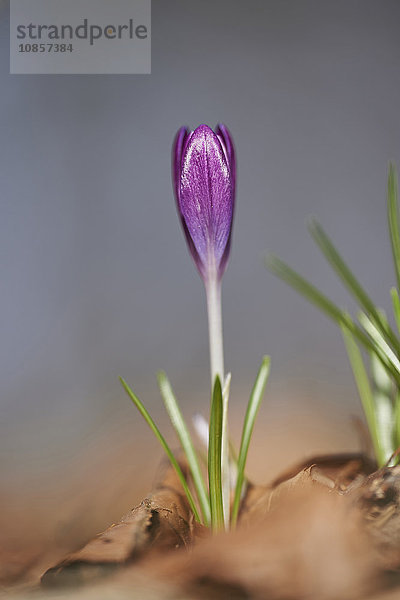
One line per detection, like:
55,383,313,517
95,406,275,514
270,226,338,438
358,312,400,377
308,218,400,352
388,164,400,291
394,392,400,452
157,371,211,526
267,254,348,323
391,287,400,335
267,254,400,382
267,254,375,350
221,373,232,530
370,348,393,397
340,328,385,467
208,376,224,532
119,376,201,523
231,356,271,528
370,353,395,464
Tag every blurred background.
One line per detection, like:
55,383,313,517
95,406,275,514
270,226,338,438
1,0,400,579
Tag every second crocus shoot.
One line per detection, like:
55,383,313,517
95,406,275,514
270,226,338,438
267,164,400,469
120,124,270,532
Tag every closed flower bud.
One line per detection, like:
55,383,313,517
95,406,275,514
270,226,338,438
172,124,235,282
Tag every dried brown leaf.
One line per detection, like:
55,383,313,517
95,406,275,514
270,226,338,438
41,459,204,587
348,465,400,568
133,484,379,600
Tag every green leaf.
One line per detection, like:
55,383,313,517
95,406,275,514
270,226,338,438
266,254,400,383
157,371,211,526
358,312,400,378
391,287,400,335
340,328,385,467
388,164,400,291
308,218,400,353
119,376,201,523
394,392,400,452
267,254,375,350
231,356,271,528
221,373,232,530
370,347,393,396
370,353,395,464
208,376,224,532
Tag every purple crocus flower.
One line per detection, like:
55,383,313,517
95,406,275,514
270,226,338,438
172,124,235,283
173,125,236,528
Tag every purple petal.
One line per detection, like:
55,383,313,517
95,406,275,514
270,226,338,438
172,127,202,273
215,123,236,277
218,229,233,280
172,126,190,202
215,123,236,193
178,124,234,280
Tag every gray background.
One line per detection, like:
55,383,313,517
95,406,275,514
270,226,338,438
1,0,400,521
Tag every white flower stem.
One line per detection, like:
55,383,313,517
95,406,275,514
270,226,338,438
206,275,230,529
206,277,224,385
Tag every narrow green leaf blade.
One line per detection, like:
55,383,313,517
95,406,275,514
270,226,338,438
370,353,395,464
158,371,211,526
394,392,400,453
308,218,400,352
358,312,400,377
119,376,201,523
221,373,232,530
208,376,224,532
340,328,385,467
267,254,400,382
267,254,374,349
388,164,400,291
267,254,347,322
231,356,271,527
391,287,400,335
